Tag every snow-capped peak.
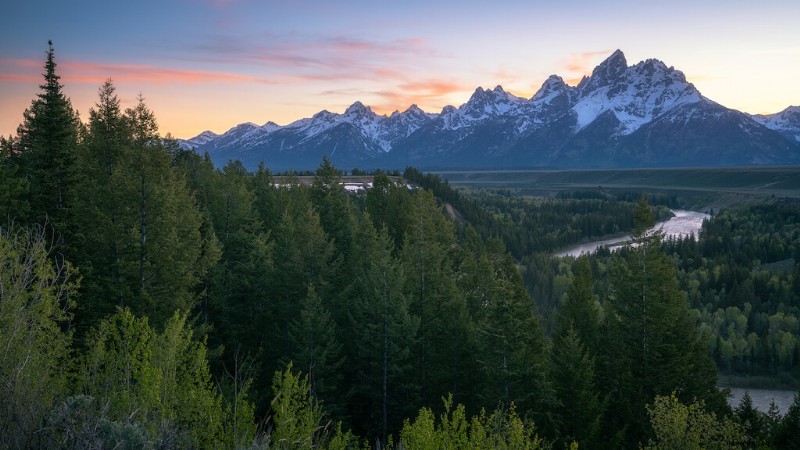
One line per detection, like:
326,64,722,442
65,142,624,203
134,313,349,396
261,121,281,132
443,84,526,129
532,75,573,103
189,130,219,144
752,105,800,142
344,101,375,117
580,49,628,93
571,50,702,134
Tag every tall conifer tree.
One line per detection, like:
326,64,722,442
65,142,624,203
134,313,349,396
598,198,723,446
16,41,80,233
346,215,418,444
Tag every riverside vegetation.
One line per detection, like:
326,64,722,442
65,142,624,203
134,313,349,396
1,42,800,449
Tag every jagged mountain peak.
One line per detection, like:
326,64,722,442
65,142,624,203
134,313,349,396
344,101,375,117
441,105,457,115
406,104,424,114
570,50,704,134
593,49,627,78
185,49,798,171
532,75,573,103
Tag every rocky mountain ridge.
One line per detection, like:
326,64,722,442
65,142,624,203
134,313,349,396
180,50,800,171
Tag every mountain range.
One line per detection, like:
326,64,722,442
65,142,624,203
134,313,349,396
179,50,800,171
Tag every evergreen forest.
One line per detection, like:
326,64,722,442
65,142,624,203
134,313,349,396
2,42,800,449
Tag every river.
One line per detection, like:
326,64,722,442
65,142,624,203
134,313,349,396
726,387,798,414
556,210,709,257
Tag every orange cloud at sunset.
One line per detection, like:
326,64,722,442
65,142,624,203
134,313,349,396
561,50,613,85
371,78,472,115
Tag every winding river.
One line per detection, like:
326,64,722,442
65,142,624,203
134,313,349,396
556,210,710,257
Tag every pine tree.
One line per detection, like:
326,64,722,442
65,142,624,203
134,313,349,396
734,391,767,447
72,83,206,330
346,216,418,443
599,199,724,445
557,255,600,350
549,324,602,448
72,80,129,325
365,172,413,249
402,189,476,408
121,96,204,322
773,393,800,450
284,284,346,418
265,199,337,401
15,41,80,233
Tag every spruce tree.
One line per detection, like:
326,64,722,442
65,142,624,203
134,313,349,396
599,199,724,445
73,83,205,330
402,189,476,408
346,216,418,443
284,285,346,419
557,255,600,350
16,41,80,234
549,324,602,448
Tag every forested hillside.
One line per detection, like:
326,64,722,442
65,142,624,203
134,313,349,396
2,42,800,449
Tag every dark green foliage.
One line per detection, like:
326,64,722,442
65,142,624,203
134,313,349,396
15,41,81,233
597,200,725,446
773,393,800,449
72,83,206,330
345,216,419,443
549,324,602,448
0,136,30,222
284,285,346,418
556,255,600,350
402,189,479,409
734,391,769,447
549,256,603,447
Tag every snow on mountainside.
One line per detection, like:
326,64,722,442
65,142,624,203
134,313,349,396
571,50,702,134
440,86,527,130
753,106,800,142
181,50,799,170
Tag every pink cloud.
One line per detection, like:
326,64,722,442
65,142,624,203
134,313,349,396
189,33,433,74
0,73,40,83
0,57,276,86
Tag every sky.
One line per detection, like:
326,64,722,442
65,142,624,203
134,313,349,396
2,0,799,139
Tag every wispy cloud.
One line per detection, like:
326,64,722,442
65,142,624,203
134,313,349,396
186,32,434,76
0,58,276,86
